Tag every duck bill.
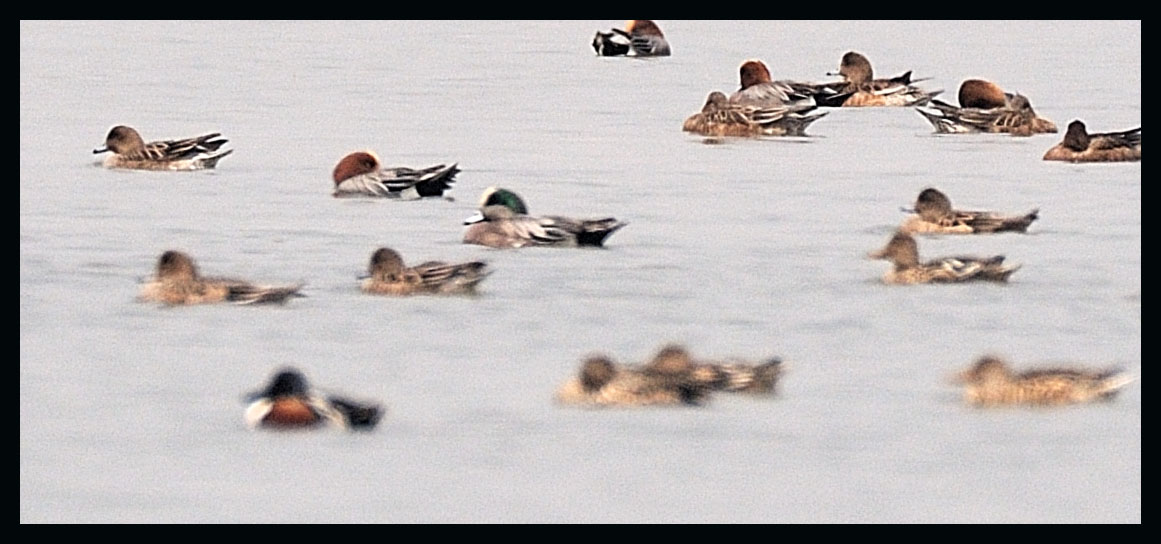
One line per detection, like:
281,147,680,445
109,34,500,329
92,146,109,154
463,211,485,225
866,248,887,260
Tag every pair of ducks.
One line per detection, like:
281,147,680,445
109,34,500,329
139,246,489,305
240,351,1135,432
555,344,785,407
591,20,671,57
869,187,1037,285
916,79,1142,162
682,53,941,137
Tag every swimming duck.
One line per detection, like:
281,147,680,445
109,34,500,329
955,355,1136,407
554,352,710,407
93,125,233,170
652,344,786,395
1042,120,1141,162
604,20,671,56
824,51,941,107
360,247,489,296
332,150,459,198
683,91,827,137
867,231,1020,285
915,79,1058,135
899,187,1039,234
244,367,383,430
728,59,821,108
462,187,626,248
138,250,304,306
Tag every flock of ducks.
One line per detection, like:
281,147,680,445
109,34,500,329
94,20,1140,430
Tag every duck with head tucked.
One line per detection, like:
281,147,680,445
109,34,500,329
823,51,941,107
93,125,233,170
244,367,383,430
360,247,489,296
332,150,459,199
138,250,305,306
683,90,827,137
1042,120,1141,163
594,20,670,57
916,79,1057,135
899,187,1039,235
463,187,626,248
954,355,1136,407
867,230,1020,285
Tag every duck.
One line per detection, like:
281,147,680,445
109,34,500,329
651,344,786,395
331,150,459,198
823,51,941,107
682,91,827,137
360,247,490,296
243,367,383,430
899,187,1039,234
138,250,304,306
1042,120,1141,162
728,59,823,109
604,20,671,57
93,125,233,170
554,352,710,407
867,230,1020,285
915,79,1058,135
591,30,630,56
462,187,626,248
955,355,1136,407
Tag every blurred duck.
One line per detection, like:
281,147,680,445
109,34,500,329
138,250,304,306
867,231,1020,285
729,59,825,108
683,91,827,137
332,150,459,198
93,125,232,170
955,356,1136,407
653,344,786,395
1042,120,1141,162
360,247,489,296
823,51,941,107
555,351,709,407
899,187,1039,235
916,79,1057,135
244,367,383,430
463,187,626,248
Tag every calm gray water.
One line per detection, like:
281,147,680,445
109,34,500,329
20,20,1140,523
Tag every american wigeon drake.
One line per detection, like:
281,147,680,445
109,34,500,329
728,59,821,109
462,187,627,248
824,51,941,107
916,79,1058,135
604,20,671,57
554,351,710,407
652,344,786,395
332,150,459,198
682,91,827,137
867,230,1020,285
1042,120,1141,162
591,30,631,56
93,125,233,170
899,187,1039,235
138,250,304,306
360,247,490,296
244,367,383,430
955,356,1136,407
